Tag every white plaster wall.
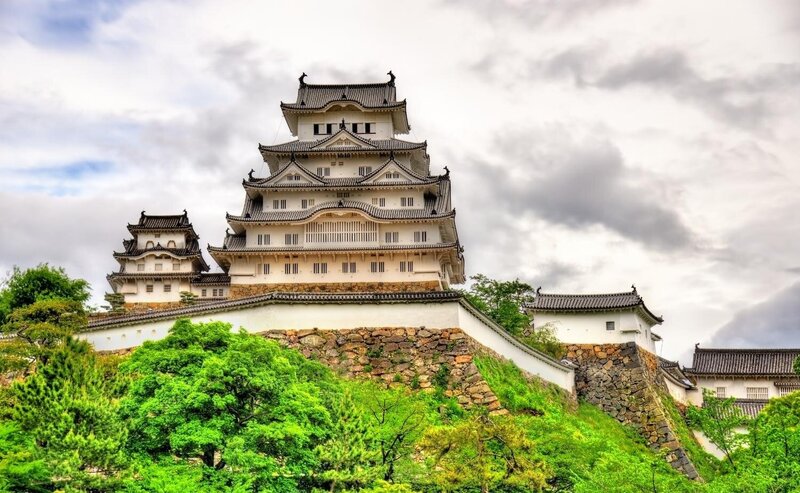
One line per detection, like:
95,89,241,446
693,378,781,400
244,221,441,248
122,279,189,303
136,232,185,249
533,310,657,354
261,189,426,212
297,111,394,140
296,155,414,176
124,255,194,273
79,300,575,392
664,377,689,404
228,252,443,285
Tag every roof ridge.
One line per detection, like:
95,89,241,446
696,347,800,353
537,291,638,297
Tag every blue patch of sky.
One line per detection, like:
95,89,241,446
4,0,138,47
3,160,115,196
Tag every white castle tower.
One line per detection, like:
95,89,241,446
209,72,465,297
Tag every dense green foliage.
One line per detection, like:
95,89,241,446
0,265,90,325
1,267,799,491
461,274,565,359
687,390,746,468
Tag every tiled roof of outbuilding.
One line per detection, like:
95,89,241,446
688,347,800,376
733,399,769,418
658,357,695,389
526,287,663,325
191,273,231,285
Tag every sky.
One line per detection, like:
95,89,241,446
0,0,798,363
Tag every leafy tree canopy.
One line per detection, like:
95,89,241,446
461,274,534,336
0,264,90,323
119,319,337,492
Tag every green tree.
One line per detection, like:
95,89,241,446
520,323,565,360
179,291,197,306
0,421,51,492
0,264,90,324
119,319,335,492
686,389,747,469
0,298,87,372
419,414,550,493
11,337,128,490
461,274,534,336
316,388,380,492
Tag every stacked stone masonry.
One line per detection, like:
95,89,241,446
566,342,700,480
261,327,506,413
230,281,441,298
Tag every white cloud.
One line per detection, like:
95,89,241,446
0,0,798,363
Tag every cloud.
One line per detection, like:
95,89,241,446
528,46,800,129
708,282,800,348
444,0,638,27
475,129,695,250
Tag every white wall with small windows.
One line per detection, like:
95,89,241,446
136,233,186,249
243,220,441,249
225,252,444,286
531,310,660,354
258,189,426,212
121,278,191,303
296,111,394,140
687,378,795,406
124,255,195,274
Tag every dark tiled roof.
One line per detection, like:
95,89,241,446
246,157,439,190
258,136,425,155
191,273,231,285
229,198,452,224
689,347,800,376
88,290,462,329
658,357,695,389
107,272,197,280
282,80,400,110
127,210,199,238
114,239,202,257
211,235,459,254
733,399,768,418
526,288,663,324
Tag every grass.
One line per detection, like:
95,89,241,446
475,355,712,492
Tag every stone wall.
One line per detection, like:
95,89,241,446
229,281,441,298
261,327,505,412
565,342,700,480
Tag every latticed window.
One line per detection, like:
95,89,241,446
146,284,154,293
400,261,414,272
305,221,377,244
606,321,615,331
272,199,287,209
370,261,385,273
257,234,271,246
257,263,270,275
385,172,401,179
746,387,768,400
201,289,207,297
173,262,181,271
313,263,328,274
284,263,299,275
384,232,399,243
372,197,386,207
285,234,299,245
414,231,427,242
342,262,357,273
715,387,727,398
155,263,163,271
137,263,145,272
400,197,414,207
163,284,172,293
301,199,315,209
358,166,372,176
316,167,331,177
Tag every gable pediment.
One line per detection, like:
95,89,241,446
264,161,325,185
311,128,377,151
360,161,418,185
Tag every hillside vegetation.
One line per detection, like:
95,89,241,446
1,266,798,492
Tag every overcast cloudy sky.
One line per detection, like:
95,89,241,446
1,0,798,362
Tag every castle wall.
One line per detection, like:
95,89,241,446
80,297,576,392
565,342,700,480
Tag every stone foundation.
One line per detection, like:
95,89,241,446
261,327,505,412
123,301,184,312
566,342,700,480
230,281,442,298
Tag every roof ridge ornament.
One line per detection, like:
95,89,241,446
444,165,450,177
248,169,255,180
387,70,395,87
536,286,542,295
340,118,346,130
290,151,296,162
389,150,395,160
299,72,307,88
631,284,637,294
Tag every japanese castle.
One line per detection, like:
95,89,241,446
107,72,465,306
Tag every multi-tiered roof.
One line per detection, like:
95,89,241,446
209,73,465,291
